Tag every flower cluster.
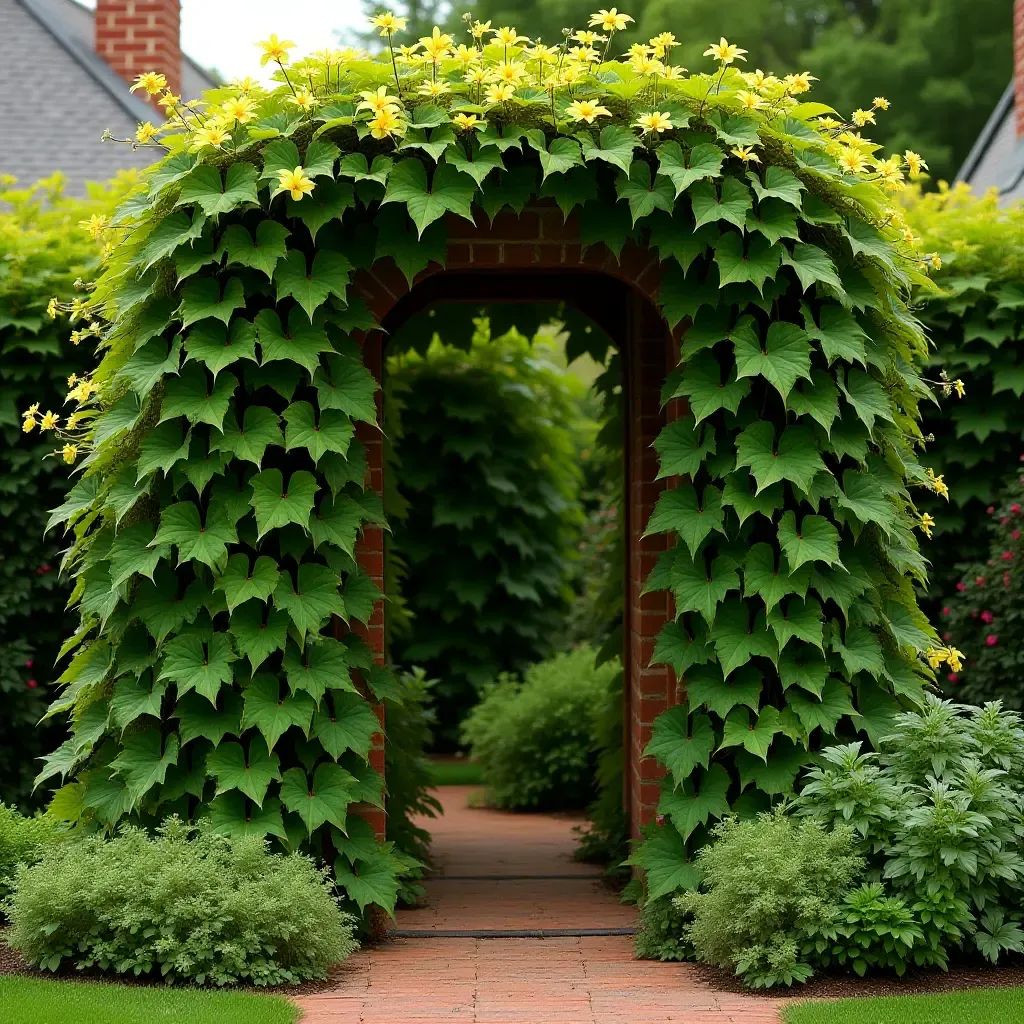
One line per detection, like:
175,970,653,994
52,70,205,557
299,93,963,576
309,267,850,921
924,645,964,672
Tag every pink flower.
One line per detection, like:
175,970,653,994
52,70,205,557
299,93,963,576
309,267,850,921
24,658,33,668
957,582,967,592
977,576,988,586
1005,571,1013,587
988,506,996,514
981,610,994,624
1001,517,1011,525
942,606,951,616
27,679,37,689
948,673,959,684
943,631,952,641
986,634,999,647
1014,531,1021,540
1013,504,1021,514
1002,551,1013,561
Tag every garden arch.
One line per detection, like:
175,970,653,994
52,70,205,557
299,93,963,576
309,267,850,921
346,205,682,841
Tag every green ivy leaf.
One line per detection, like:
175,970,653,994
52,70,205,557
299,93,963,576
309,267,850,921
801,302,868,367
339,152,393,184
214,554,281,613
229,602,291,672
713,232,782,293
651,620,713,675
744,198,800,245
746,166,804,209
260,139,302,183
110,729,179,805
652,418,716,478
241,674,315,749
280,762,356,835
708,112,759,146
690,177,752,231
627,822,701,899
283,638,355,703
833,470,896,537
311,691,380,761
342,567,381,624
381,159,476,237
109,675,167,731
786,678,854,735
720,705,783,761
656,141,724,197
309,494,367,555
313,353,379,424
183,318,257,380
779,644,830,697
249,468,318,539
650,213,719,273
177,163,259,217
255,307,335,375
444,137,506,186
283,401,354,463
658,764,731,842
138,210,206,274
538,166,598,219
721,472,783,526
152,501,238,569
711,599,779,678
644,703,715,786
210,405,283,468
782,243,844,293
273,563,346,640
577,124,640,174
208,792,286,840
735,738,809,795
334,850,401,914
136,422,191,482
686,664,762,720
732,318,812,402
735,422,825,494
665,552,740,626
159,365,237,430
133,570,205,644
175,689,243,747
616,161,674,224
179,276,245,329
207,736,280,806
158,633,237,704
777,511,842,570
839,369,892,436
525,132,583,181
767,596,825,652
219,219,291,278
286,180,355,241
275,249,352,321
644,484,726,558
668,353,750,424
108,523,168,588
788,369,840,435
833,626,886,680
743,543,811,614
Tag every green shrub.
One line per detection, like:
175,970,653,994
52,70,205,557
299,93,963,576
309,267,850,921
0,803,60,906
461,646,619,810
633,893,693,962
387,326,586,745
5,818,357,986
677,811,863,988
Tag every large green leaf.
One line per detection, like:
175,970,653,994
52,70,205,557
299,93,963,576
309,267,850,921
249,468,318,538
833,470,896,537
184,318,258,380
686,664,762,720
713,233,782,293
286,180,355,240
311,691,380,760
656,141,724,197
690,176,752,230
255,307,335,376
107,523,167,588
109,729,179,805
643,703,714,785
652,418,716,478
669,353,750,424
577,124,640,174
334,850,401,914
783,243,843,293
241,674,315,749
788,369,840,435
626,822,701,900
279,762,356,835
229,602,291,672
651,620,713,675
219,219,291,278
786,678,854,735
711,599,779,678
833,626,886,680
721,472,783,526
313,354,378,424
273,563,346,640
735,422,825,494
283,401,354,463
309,494,368,555
179,277,245,329
382,159,476,237
445,137,506,186
616,161,674,224
210,405,283,467
720,705,784,761
207,736,280,806
159,364,237,430
732,318,812,402
158,633,237,704
747,166,804,209
208,792,287,839
658,764,731,842
109,675,167,731
175,689,243,747
214,554,282,613
802,302,868,367
644,484,726,558
743,543,810,614
177,163,259,217
133,570,205,644
664,552,740,626
152,501,237,569
275,249,352,321
283,637,355,703
840,369,893,436
766,596,825,652
777,511,842,570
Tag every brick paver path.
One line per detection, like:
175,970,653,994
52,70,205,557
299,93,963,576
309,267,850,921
296,785,781,1023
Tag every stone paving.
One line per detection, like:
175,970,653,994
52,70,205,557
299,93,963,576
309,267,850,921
295,785,781,1023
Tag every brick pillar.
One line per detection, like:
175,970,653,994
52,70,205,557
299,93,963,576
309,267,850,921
353,332,387,840
1016,0,1024,138
95,0,182,98
625,297,678,837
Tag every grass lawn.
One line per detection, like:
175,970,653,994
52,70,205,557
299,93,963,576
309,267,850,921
428,758,483,786
783,986,1024,1024
0,976,299,1024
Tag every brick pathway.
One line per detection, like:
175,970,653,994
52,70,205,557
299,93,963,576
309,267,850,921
296,786,781,1023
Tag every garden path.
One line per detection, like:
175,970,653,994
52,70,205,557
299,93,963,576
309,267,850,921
295,786,781,1024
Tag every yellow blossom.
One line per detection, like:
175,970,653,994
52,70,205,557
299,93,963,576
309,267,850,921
815,116,842,131
573,30,606,46
39,410,59,432
925,647,946,670
837,148,868,175
62,444,78,465
852,108,875,126
370,11,407,35
452,113,482,131
357,86,401,115
69,330,83,346
947,647,964,672
903,227,919,246
735,90,763,111
650,32,677,52
276,166,316,201
731,145,760,163
232,76,260,94
189,125,229,150
784,72,816,94
470,20,492,40
568,45,600,63
289,87,319,112
490,61,526,85
46,298,58,319
257,33,295,66
918,512,935,539
158,91,181,111
464,67,489,86
417,80,451,98
524,43,558,64
485,82,516,104
491,26,529,48
22,416,36,434
66,374,78,389
368,108,404,140
221,97,256,123
66,412,82,430
873,96,890,110
627,42,652,60
452,43,479,67
953,378,965,398
904,150,927,177
395,44,422,65
589,8,634,32
135,121,159,143
23,403,39,418
419,27,453,61
630,54,664,76
565,99,612,124
130,71,167,95
926,468,949,500
703,37,747,64
635,111,673,134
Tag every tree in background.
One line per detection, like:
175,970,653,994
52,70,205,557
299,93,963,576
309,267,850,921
359,0,1011,182
386,322,589,746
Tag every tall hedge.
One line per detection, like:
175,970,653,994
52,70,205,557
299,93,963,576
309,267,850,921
387,324,585,745
33,17,944,914
0,172,130,808
906,184,1024,598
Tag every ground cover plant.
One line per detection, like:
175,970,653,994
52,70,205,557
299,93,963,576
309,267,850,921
782,987,1024,1024
5,817,357,985
31,8,944,928
0,976,299,1024
462,646,619,810
0,803,60,908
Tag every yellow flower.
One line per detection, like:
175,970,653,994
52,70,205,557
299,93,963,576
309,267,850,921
650,31,677,51
417,80,451,98
452,43,479,67
918,512,935,539
67,374,78,388
852,108,875,127
815,116,842,131
784,72,816,94
464,67,489,86
368,108,404,140
947,647,964,673
221,97,256,123
573,30,606,45
79,214,108,239
66,412,82,430
277,166,316,201
232,76,260,94
925,647,946,670
40,410,59,432
490,61,525,85
357,86,401,115
731,145,760,163
289,87,319,112
703,37,747,64
452,113,482,131
189,125,229,150
568,45,600,63
524,43,558,64
635,111,673,134
62,444,78,465
873,96,890,110
491,26,529,48
22,416,36,434
158,91,181,111
658,65,687,81
395,44,422,65
485,82,516,104
46,298,58,319
23,403,39,419
257,33,295,66
419,27,453,61
565,99,612,124
135,121,159,143
69,330,83,346
953,378,965,398
630,54,664,76
370,11,407,35
470,20,492,40
130,71,167,95
735,90,763,111
904,150,927,177
627,42,652,60
589,8,634,32
837,148,868,175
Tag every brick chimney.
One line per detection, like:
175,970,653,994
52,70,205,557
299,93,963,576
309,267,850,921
95,0,182,99
1017,0,1024,137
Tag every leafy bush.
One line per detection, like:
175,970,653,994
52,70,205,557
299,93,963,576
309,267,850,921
905,185,1024,600
0,803,60,907
677,811,863,988
0,173,131,808
939,473,1024,706
461,646,619,810
5,818,357,986
387,326,586,745
633,892,693,962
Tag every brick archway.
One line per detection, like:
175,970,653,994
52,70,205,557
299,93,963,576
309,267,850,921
347,202,682,843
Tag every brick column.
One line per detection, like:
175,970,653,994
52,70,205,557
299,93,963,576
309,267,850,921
95,0,182,98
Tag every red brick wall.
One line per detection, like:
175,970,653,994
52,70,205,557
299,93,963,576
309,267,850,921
95,0,182,98
351,204,680,841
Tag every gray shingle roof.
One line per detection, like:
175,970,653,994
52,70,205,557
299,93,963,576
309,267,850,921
956,82,1024,205
0,0,217,193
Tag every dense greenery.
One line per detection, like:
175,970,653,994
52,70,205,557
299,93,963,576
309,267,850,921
5,819,357,985
387,327,585,744
0,977,300,1024
906,185,1024,598
783,988,1024,1024
0,173,131,809
0,803,60,907
462,646,620,809
940,473,1024,706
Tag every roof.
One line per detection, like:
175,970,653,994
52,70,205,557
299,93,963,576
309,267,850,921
956,81,1024,204
0,0,217,192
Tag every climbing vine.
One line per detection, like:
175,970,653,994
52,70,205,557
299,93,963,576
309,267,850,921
35,10,945,913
